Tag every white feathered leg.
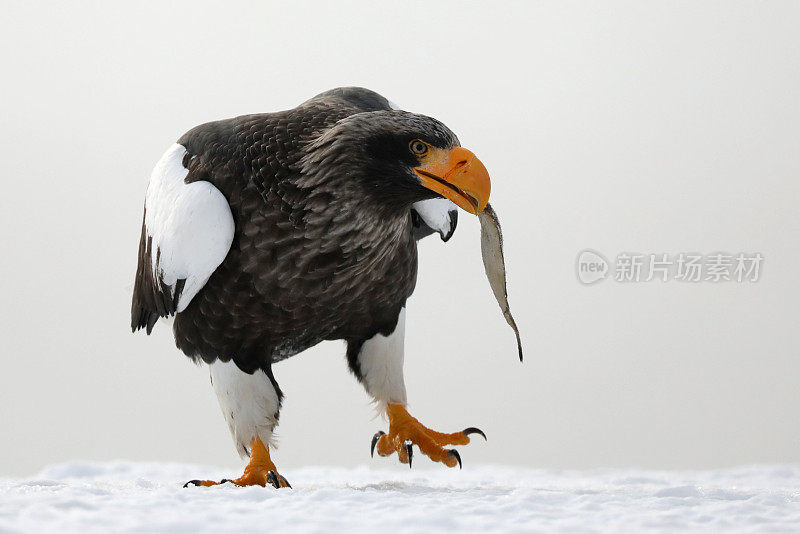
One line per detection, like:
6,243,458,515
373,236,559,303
209,360,281,459
184,360,288,488
349,307,486,469
351,308,408,414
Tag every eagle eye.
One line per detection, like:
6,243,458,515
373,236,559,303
409,139,428,156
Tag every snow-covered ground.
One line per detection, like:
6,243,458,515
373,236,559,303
1,462,798,533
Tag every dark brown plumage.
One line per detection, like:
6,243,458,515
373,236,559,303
132,87,458,375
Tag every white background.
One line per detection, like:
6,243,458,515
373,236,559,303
0,1,798,477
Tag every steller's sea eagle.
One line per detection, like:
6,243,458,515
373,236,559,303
131,87,493,488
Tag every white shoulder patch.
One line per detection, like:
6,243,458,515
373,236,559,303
387,100,402,111
144,143,234,312
412,198,458,239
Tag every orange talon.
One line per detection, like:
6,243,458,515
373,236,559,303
371,404,483,468
183,438,290,489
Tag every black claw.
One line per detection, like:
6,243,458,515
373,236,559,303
405,442,413,468
447,449,462,469
266,470,280,489
220,479,232,485
279,475,292,489
183,479,202,488
371,431,386,458
463,427,487,441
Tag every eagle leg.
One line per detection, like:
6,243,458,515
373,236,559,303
183,438,290,489
372,404,485,468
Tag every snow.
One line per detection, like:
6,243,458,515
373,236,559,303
1,462,799,533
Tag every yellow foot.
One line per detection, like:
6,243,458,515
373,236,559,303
183,438,291,489
370,404,486,468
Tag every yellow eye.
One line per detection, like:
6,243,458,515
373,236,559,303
409,139,428,156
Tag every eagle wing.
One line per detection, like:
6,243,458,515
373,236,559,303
131,143,235,334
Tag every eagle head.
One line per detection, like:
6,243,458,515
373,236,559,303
301,110,491,216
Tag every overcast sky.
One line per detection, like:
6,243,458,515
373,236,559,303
0,1,798,477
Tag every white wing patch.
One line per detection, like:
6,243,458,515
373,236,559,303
412,198,458,239
144,143,234,312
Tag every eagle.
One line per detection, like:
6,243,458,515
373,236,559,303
132,87,492,488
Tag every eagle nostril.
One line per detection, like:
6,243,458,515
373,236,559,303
448,160,468,177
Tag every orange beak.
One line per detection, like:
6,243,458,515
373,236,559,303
413,146,491,214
